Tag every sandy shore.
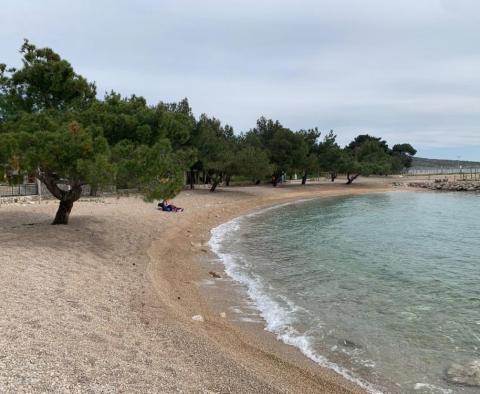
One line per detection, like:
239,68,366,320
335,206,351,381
0,178,395,393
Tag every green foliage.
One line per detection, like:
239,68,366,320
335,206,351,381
318,130,343,173
298,128,321,180
80,93,155,146
356,139,393,174
269,127,308,176
341,134,416,182
135,141,186,201
234,145,273,181
0,40,105,193
111,139,190,200
0,39,95,119
1,119,113,190
247,118,308,183
249,117,284,149
158,98,196,148
193,114,237,189
391,143,417,171
346,134,389,153
36,123,108,179
77,154,116,192
111,140,141,189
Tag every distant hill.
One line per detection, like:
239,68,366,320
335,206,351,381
411,157,480,170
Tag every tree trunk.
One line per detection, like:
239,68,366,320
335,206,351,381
255,179,261,185
189,169,194,190
301,171,307,185
36,171,83,225
53,198,75,225
52,185,83,224
210,180,219,192
272,174,279,187
330,172,337,182
346,173,359,185
89,185,98,197
209,172,224,192
225,174,231,187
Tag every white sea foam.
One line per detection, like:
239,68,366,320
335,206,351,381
209,206,384,394
237,317,264,323
414,383,453,394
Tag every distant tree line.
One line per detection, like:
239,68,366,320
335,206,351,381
0,41,416,224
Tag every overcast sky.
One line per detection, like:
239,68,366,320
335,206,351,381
2,0,480,160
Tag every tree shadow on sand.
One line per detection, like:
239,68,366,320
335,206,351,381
0,211,111,259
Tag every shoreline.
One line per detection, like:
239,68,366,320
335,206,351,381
0,178,397,392
207,196,384,394
146,179,396,393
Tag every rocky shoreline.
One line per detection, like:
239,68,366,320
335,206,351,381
407,180,480,192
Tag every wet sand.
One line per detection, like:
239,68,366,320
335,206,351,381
0,178,395,393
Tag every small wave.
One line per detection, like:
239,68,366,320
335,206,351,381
209,209,383,394
414,383,453,394
237,317,264,323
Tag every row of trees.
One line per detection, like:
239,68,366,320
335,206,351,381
0,41,416,224
224,120,416,187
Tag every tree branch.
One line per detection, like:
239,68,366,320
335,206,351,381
36,170,64,200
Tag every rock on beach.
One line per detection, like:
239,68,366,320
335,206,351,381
445,360,480,387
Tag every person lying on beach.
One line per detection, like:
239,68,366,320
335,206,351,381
158,200,184,212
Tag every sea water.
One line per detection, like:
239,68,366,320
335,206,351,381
209,191,480,393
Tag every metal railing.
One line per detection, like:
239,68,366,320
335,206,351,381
0,183,39,197
406,168,480,176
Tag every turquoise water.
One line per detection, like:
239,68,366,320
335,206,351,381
210,191,480,393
